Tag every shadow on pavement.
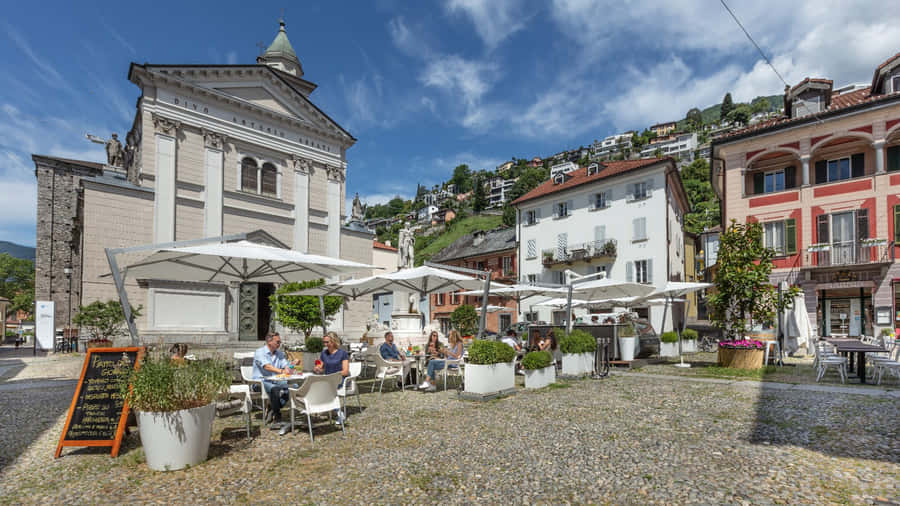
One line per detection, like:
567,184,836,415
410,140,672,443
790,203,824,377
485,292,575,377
0,378,78,471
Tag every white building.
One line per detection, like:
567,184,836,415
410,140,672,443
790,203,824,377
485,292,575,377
487,176,517,208
549,161,578,178
512,158,690,333
417,205,439,222
640,132,698,161
591,132,635,158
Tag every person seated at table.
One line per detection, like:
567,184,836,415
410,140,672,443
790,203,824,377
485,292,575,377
590,315,600,325
252,333,300,433
169,343,188,363
419,330,463,392
379,330,410,387
501,329,522,351
314,331,350,425
425,331,443,364
539,331,558,353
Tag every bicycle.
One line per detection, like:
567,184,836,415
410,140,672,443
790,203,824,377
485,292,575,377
698,335,719,352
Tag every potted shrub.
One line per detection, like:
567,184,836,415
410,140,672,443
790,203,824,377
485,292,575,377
617,324,638,362
717,340,765,369
464,340,516,395
659,331,679,358
116,352,230,471
522,350,555,389
86,338,113,349
559,330,596,377
681,329,698,353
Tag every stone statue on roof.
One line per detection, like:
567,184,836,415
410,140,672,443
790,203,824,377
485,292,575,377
351,193,364,221
105,133,124,167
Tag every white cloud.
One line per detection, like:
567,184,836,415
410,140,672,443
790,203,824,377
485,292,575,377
420,55,499,129
0,181,37,229
388,17,429,59
2,23,75,95
444,0,527,49
100,19,137,55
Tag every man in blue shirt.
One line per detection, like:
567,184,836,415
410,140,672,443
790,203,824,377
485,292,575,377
253,333,298,433
379,331,411,388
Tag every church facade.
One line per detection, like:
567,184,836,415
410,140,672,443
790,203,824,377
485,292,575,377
33,21,374,344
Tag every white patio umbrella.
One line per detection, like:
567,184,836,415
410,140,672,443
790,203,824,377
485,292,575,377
457,283,571,322
643,281,713,368
567,277,657,332
784,293,811,356
535,297,592,308
104,233,377,344
476,305,511,313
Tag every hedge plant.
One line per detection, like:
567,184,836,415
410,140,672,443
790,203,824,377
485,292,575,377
682,328,698,340
522,350,552,370
467,339,516,365
559,330,597,354
660,331,679,343
304,337,324,353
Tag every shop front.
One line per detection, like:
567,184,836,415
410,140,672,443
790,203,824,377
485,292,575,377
817,287,872,337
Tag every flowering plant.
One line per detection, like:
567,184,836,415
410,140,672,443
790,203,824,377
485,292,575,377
718,339,765,350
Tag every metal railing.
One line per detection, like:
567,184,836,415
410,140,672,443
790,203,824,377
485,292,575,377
811,240,893,267
542,239,618,266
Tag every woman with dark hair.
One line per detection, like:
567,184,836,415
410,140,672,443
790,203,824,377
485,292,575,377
424,331,442,364
539,331,558,352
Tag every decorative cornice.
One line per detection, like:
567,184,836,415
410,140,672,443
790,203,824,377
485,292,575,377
201,128,227,150
152,113,181,136
325,164,345,182
291,154,313,174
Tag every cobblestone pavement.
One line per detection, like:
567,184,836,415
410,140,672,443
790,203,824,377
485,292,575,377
0,369,897,504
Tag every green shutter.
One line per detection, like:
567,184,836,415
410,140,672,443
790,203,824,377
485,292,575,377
785,218,797,255
895,205,900,243
753,172,764,194
888,145,900,172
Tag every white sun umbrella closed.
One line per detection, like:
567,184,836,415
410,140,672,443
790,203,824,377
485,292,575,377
644,281,713,368
476,305,510,313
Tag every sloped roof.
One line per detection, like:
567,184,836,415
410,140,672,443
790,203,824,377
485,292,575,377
373,241,397,251
511,158,671,206
263,20,298,61
790,77,833,94
431,228,516,263
31,154,104,171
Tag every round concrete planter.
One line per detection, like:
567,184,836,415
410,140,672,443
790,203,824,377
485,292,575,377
561,352,594,376
717,348,764,369
464,362,515,395
659,341,679,358
618,337,637,361
137,402,216,471
523,365,556,389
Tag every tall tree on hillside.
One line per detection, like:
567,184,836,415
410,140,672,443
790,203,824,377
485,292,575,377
720,92,734,120
472,174,487,213
415,183,426,201
750,97,770,114
449,164,472,193
0,254,34,313
502,166,549,226
685,107,703,130
680,159,720,234
387,196,406,216
727,104,752,126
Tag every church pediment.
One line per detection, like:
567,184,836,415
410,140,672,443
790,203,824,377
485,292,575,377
212,85,305,120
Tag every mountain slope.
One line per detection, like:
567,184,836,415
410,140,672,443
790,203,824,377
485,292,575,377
0,241,36,261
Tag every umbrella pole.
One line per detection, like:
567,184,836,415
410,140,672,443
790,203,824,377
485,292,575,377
674,296,691,368
318,295,327,336
565,284,574,336
476,275,491,340
105,248,138,346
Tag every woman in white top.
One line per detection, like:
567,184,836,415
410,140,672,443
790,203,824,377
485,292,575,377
419,330,464,391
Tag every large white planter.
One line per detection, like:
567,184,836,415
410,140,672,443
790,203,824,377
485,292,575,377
524,365,556,389
618,337,637,362
464,362,515,395
137,403,216,471
561,352,594,376
660,341,678,358
682,340,697,353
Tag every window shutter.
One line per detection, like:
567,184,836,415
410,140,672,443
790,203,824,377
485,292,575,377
632,218,640,240
895,205,900,243
640,218,647,239
625,261,633,282
567,200,573,215
646,258,653,284
536,208,541,221
605,190,612,206
594,225,606,243
856,209,868,241
753,172,764,194
527,239,536,258
815,160,827,184
887,145,900,172
785,218,797,255
645,179,653,193
816,214,829,243
557,233,567,259
784,166,796,189
625,183,634,201
851,153,865,178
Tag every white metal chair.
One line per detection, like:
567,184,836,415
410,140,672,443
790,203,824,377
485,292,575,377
372,353,408,393
814,342,847,383
338,362,363,416
240,365,269,422
873,344,900,385
438,357,464,390
216,384,253,439
288,373,345,442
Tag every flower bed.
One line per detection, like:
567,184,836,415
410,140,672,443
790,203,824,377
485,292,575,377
717,340,765,369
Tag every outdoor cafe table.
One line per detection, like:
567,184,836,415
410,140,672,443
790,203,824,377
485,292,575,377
825,338,887,384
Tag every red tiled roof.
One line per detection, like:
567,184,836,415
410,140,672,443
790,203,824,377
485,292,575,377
872,52,900,89
715,87,887,141
373,241,397,251
511,158,672,206
789,77,833,94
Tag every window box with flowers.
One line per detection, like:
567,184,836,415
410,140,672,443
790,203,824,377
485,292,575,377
717,340,765,369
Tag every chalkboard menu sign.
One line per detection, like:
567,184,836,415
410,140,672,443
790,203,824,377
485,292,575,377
55,347,144,458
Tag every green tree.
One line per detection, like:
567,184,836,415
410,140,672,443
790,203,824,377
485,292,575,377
415,183,426,201
707,221,797,339
680,159,720,234
720,92,734,120
472,174,487,213
270,280,343,338
72,300,143,341
449,164,472,193
450,304,478,336
501,205,516,227
0,254,34,313
727,104,752,126
387,196,406,216
750,97,770,114
685,107,703,129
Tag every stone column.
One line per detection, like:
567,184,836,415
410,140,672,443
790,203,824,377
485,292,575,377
152,114,180,243
291,156,311,252
873,140,886,174
800,155,811,186
202,129,226,238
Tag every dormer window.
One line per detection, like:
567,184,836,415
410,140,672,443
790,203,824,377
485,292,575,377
553,174,566,184
587,163,600,176
892,74,900,93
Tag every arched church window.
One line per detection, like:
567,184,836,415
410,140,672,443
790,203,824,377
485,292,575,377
241,157,258,193
261,162,278,197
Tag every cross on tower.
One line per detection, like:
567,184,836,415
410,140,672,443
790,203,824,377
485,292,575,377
256,41,266,56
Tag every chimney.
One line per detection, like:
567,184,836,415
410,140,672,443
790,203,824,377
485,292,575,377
385,240,392,247
473,230,485,246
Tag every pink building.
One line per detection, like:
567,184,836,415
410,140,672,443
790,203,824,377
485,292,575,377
712,52,900,338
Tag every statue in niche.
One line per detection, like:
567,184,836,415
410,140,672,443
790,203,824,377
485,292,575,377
105,133,124,167
398,224,414,270
351,193,365,221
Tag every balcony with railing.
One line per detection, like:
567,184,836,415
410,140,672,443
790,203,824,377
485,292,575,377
806,239,894,268
542,239,618,266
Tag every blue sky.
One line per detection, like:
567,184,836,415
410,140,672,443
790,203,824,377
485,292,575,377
2,0,899,246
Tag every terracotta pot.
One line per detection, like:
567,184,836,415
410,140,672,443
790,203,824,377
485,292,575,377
717,348,764,369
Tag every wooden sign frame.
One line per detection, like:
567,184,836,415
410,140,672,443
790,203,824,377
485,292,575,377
55,346,145,458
